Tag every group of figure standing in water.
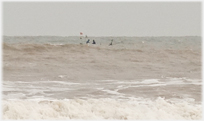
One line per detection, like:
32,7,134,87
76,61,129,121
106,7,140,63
86,39,96,45
84,38,113,46
80,35,113,46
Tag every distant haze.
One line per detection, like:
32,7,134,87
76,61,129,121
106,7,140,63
3,2,201,36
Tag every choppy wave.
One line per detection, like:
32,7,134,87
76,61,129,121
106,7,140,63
2,78,202,101
3,42,200,54
2,97,202,120
3,36,202,120
3,43,97,53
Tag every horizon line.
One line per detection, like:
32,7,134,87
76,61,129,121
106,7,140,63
3,35,201,37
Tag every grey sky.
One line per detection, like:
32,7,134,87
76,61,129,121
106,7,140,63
3,2,201,36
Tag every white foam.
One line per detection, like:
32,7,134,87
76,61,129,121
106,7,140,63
141,79,160,84
102,89,121,95
116,81,141,84
58,75,65,78
29,95,45,98
116,80,157,85
42,81,80,85
148,83,167,87
3,93,26,99
2,98,201,120
101,80,117,82
4,80,80,85
96,88,104,90
2,87,17,91
184,79,202,85
48,43,64,46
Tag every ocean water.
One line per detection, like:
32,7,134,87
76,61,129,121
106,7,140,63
2,36,202,120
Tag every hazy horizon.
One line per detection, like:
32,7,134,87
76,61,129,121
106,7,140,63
3,2,201,36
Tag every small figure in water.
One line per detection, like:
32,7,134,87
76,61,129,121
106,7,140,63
86,39,90,46
109,39,113,46
86,39,90,44
92,40,96,44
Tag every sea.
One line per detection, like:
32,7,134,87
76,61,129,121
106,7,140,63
2,36,202,120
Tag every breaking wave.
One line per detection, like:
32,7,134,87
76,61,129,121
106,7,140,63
2,98,202,120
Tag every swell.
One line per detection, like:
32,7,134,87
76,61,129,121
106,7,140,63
3,43,80,53
3,43,201,71
3,43,19,51
3,42,200,54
